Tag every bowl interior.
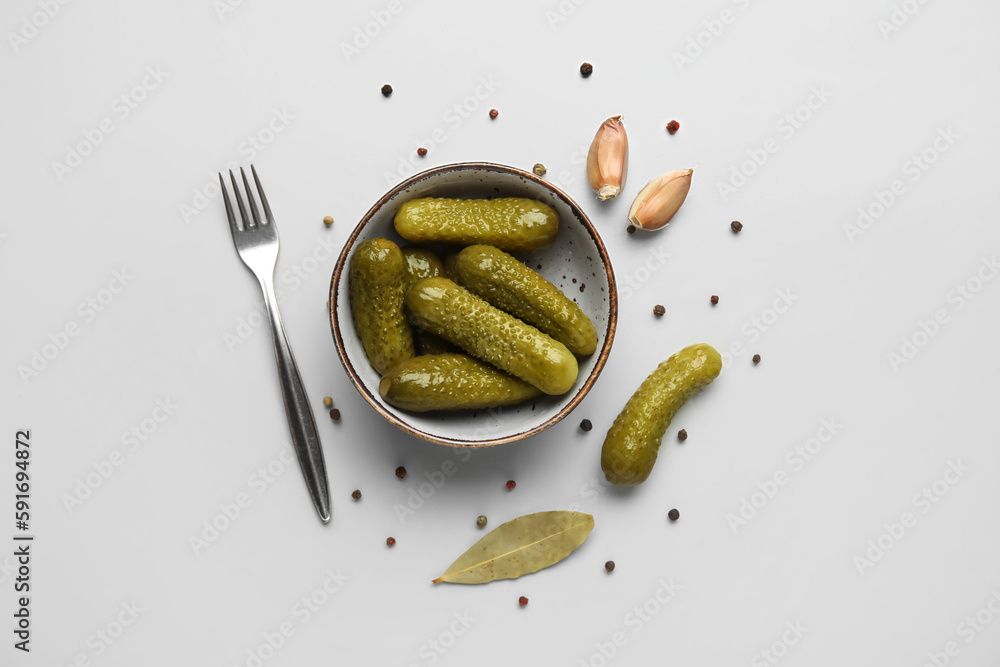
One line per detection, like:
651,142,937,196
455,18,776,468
330,163,616,446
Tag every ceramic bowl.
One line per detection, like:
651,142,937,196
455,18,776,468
329,162,617,447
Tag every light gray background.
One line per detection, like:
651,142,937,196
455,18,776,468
3,0,999,665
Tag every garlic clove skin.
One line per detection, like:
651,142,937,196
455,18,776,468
587,116,628,201
627,168,694,230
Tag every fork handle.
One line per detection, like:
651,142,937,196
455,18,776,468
257,277,332,524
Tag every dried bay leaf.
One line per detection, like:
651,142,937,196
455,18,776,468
432,511,594,585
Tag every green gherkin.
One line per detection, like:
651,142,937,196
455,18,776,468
443,252,460,281
394,197,559,252
401,246,446,289
400,246,455,355
404,277,578,396
349,238,414,374
379,354,542,412
454,245,598,356
601,344,722,485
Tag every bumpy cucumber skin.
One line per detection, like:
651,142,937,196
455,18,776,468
601,344,722,485
454,245,598,356
400,247,453,354
379,353,542,412
401,246,445,289
404,277,579,395
394,197,559,252
349,238,415,374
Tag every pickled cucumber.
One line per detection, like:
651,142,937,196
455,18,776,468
348,238,414,374
394,197,559,252
399,247,454,354
405,277,578,395
443,252,460,281
454,245,598,356
379,353,542,412
401,246,445,289
601,344,722,485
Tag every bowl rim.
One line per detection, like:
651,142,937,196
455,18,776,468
329,161,618,447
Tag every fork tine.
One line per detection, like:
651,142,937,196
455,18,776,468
250,164,274,223
229,170,252,228
219,173,240,235
240,167,263,227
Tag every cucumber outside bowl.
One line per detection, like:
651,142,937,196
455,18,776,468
329,162,618,447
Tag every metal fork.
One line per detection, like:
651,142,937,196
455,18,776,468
219,165,331,524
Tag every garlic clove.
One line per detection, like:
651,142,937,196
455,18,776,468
587,116,628,201
627,168,694,230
